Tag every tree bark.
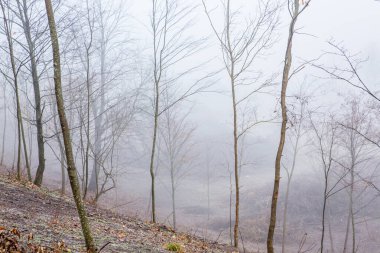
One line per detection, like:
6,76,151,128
16,0,46,186
0,0,27,181
20,114,31,181
43,0,96,251
149,91,159,223
267,2,299,252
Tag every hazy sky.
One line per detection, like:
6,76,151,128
111,0,380,213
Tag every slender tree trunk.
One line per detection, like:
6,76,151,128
83,66,91,199
149,92,159,222
89,18,106,194
170,165,176,230
20,115,31,181
150,0,161,223
12,117,17,170
16,0,46,186
58,134,66,195
342,208,350,253
231,82,239,248
267,2,299,253
53,101,66,195
229,168,233,246
1,85,6,165
16,115,21,180
43,0,96,251
224,1,240,247
350,167,355,253
1,1,24,181
281,123,301,253
328,208,335,253
321,181,328,253
28,120,33,168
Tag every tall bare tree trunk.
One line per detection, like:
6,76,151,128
149,90,159,223
281,125,301,253
43,0,96,251
267,2,300,252
321,178,328,253
223,0,240,247
83,59,91,199
83,1,94,198
231,78,239,248
89,10,106,195
0,0,26,181
16,116,21,180
170,164,176,230
53,101,66,195
16,0,46,186
349,135,356,253
20,115,31,181
1,85,6,165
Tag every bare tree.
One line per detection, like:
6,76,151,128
14,0,48,186
281,85,309,253
267,1,311,252
336,98,373,253
160,92,196,230
202,0,279,247
309,114,355,253
0,0,31,181
310,115,337,253
87,0,129,200
148,0,211,223
312,41,380,103
43,0,96,251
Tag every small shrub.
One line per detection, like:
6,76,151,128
165,242,183,252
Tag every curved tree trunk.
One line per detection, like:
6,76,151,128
267,2,299,252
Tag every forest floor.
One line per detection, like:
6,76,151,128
0,174,236,252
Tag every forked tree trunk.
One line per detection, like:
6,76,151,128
43,0,96,251
267,1,299,252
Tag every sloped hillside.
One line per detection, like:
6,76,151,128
0,175,235,252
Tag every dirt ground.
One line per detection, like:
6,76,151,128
0,175,236,252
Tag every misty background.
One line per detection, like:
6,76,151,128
1,0,380,252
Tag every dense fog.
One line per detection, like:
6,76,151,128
1,0,380,252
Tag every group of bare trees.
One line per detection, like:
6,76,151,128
1,0,380,252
